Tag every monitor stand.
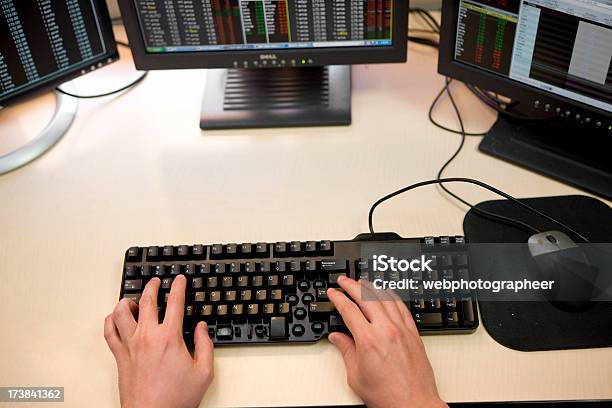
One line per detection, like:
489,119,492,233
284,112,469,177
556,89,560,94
200,65,351,130
479,115,612,200
0,82,78,175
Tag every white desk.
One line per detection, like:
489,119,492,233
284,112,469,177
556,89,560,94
0,26,611,408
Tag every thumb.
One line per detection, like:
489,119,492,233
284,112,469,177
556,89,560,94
194,322,214,379
329,332,356,372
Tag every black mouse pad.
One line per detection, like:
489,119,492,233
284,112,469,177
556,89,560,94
463,195,612,351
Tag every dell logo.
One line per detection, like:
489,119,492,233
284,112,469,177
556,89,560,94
259,54,278,60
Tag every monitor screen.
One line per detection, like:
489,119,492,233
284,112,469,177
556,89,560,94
0,0,117,105
132,0,394,53
452,0,612,113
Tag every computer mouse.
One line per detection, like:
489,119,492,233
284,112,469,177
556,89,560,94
528,231,596,313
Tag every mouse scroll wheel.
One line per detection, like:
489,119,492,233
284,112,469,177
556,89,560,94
546,235,558,244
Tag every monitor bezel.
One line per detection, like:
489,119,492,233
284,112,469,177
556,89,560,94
0,0,119,107
118,0,408,70
438,0,612,119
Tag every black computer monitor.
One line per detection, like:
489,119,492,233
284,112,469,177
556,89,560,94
117,0,408,129
438,0,612,199
0,0,118,107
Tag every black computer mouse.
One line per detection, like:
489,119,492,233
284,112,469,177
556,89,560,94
528,231,596,313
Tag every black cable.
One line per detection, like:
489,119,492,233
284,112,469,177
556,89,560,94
368,178,590,243
428,79,489,136
410,8,441,33
435,79,545,235
55,41,148,99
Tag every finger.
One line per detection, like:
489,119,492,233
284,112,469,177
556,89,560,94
164,275,187,334
328,332,357,374
361,280,404,325
104,314,126,359
112,298,138,340
139,277,161,326
194,322,214,380
327,288,369,336
337,276,385,322
385,287,417,330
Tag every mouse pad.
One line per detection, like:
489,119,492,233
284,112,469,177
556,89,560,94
463,195,612,351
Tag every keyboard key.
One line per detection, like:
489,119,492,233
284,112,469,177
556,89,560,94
232,304,244,316
123,293,141,302
319,240,333,255
192,277,203,289
282,275,294,286
294,307,307,320
328,272,346,285
271,289,283,300
309,302,336,318
240,243,253,257
226,244,238,257
461,299,475,324
270,316,287,339
216,304,228,316
177,245,189,258
161,278,173,289
329,314,346,332
225,290,236,301
194,292,205,302
278,303,290,314
207,277,218,288
274,242,288,257
125,265,137,277
292,324,305,337
162,246,174,259
192,245,206,259
290,241,302,254
305,241,317,255
241,290,252,301
256,290,267,301
211,244,224,259
311,322,324,333
126,247,141,262
247,304,259,316
321,259,347,272
415,313,443,328
302,293,314,304
124,279,142,291
216,325,233,340
146,246,159,261
255,242,269,257
200,305,212,316
210,291,221,302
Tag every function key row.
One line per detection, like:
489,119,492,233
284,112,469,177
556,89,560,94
126,240,334,263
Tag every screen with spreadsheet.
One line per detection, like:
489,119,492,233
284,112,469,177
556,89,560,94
453,0,612,113
0,0,116,104
132,0,394,53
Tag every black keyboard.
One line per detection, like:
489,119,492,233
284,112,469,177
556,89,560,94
119,233,478,345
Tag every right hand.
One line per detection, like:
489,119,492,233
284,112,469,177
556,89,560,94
327,276,447,408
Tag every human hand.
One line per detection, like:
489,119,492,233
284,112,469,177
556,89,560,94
104,275,214,408
327,276,447,408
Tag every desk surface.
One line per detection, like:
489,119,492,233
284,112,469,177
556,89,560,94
0,25,611,408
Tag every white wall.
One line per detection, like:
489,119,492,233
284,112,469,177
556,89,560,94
105,0,441,20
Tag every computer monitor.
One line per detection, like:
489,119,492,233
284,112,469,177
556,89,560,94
0,0,118,174
117,0,408,129
0,0,118,107
438,0,612,199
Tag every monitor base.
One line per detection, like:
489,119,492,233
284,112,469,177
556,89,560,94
479,115,612,200
200,66,351,130
0,83,78,175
